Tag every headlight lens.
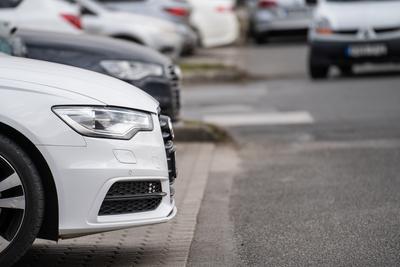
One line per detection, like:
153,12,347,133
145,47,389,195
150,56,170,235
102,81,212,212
314,17,333,35
53,106,153,140
100,60,164,80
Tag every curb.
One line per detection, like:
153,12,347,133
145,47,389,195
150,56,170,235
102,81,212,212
180,61,253,84
174,120,235,144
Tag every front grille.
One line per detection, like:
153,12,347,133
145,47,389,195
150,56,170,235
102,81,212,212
159,115,177,184
167,65,180,86
374,27,400,34
98,181,164,216
333,27,400,36
167,65,181,110
159,115,177,201
333,29,358,35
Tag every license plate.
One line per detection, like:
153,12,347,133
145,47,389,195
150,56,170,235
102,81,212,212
347,44,388,58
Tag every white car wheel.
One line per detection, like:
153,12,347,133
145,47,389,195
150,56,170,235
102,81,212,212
0,134,44,267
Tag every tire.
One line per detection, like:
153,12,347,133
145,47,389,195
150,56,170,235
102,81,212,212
308,56,329,80
339,65,353,77
254,33,268,45
0,134,44,267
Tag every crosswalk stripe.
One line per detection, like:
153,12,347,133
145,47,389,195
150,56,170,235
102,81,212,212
203,111,315,127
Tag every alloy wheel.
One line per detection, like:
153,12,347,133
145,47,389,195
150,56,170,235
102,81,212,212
0,155,25,253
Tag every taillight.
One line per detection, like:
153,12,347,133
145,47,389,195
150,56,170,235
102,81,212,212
258,0,277,8
60,13,82,29
164,7,190,17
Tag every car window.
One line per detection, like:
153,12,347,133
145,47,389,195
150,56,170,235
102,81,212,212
0,0,23,8
0,37,12,55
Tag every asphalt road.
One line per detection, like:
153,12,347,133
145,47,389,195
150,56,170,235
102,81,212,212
184,42,400,266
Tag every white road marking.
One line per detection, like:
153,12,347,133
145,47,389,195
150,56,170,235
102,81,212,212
199,105,254,113
203,111,315,127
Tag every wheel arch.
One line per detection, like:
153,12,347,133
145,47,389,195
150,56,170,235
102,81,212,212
0,122,59,241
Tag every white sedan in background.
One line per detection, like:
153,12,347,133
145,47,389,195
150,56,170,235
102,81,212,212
76,0,184,59
308,0,400,79
188,0,239,47
0,0,81,33
0,55,177,266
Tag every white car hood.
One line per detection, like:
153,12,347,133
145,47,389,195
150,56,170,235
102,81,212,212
320,1,400,29
0,57,159,113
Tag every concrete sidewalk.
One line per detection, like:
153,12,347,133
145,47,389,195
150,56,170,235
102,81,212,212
16,143,217,267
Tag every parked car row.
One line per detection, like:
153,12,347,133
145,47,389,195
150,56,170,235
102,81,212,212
0,0,241,57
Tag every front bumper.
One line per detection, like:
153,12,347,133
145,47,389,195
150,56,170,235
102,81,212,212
310,37,400,66
253,9,311,34
38,114,177,238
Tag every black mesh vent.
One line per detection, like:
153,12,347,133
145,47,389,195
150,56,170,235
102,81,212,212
106,181,162,197
99,181,163,216
99,198,162,216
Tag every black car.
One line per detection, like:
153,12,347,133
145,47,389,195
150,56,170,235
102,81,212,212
17,30,181,121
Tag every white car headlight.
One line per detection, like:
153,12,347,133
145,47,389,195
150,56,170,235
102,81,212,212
53,106,153,140
100,60,164,80
313,17,333,35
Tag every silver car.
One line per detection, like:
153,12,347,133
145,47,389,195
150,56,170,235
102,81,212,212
247,0,314,43
96,0,198,55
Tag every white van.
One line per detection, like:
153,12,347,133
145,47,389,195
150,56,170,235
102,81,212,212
308,0,400,79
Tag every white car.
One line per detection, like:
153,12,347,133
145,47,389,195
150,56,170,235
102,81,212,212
0,0,81,33
188,0,239,47
308,0,400,79
76,0,184,58
0,56,177,266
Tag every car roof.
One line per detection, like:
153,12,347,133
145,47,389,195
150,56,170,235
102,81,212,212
17,30,170,65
